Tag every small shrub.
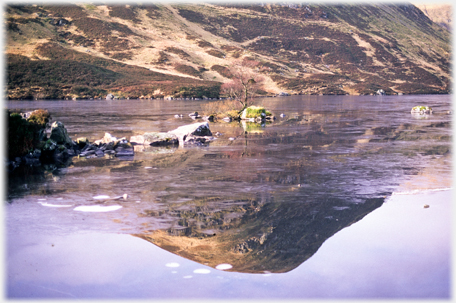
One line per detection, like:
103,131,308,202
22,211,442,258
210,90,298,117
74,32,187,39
27,109,51,128
7,111,46,159
201,99,242,116
224,109,241,119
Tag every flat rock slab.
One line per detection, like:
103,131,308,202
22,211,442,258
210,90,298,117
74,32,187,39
130,122,215,149
168,122,212,146
169,122,212,137
131,132,178,146
168,122,213,146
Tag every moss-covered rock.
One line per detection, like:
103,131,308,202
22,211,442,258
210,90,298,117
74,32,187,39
240,106,273,121
411,106,432,114
50,121,73,145
42,139,57,151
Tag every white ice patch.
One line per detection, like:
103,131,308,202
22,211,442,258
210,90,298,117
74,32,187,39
165,262,180,268
37,199,47,201
38,202,72,208
93,195,111,200
193,268,211,274
144,167,152,169
74,205,122,212
183,275,193,279
215,263,233,270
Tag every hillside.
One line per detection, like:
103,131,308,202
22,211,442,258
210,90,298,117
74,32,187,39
413,3,452,31
5,2,451,100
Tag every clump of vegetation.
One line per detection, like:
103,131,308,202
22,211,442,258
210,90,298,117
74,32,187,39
173,85,221,99
27,109,51,128
211,65,233,78
7,109,51,159
197,40,214,48
174,64,201,78
155,51,170,65
201,99,243,119
411,106,432,114
72,17,135,39
166,47,191,59
108,5,140,23
206,49,225,58
242,106,271,118
137,4,161,19
43,4,88,19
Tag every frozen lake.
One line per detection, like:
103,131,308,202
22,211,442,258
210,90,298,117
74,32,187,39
6,94,452,298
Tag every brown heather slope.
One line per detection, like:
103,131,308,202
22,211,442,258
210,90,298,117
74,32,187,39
5,3,451,99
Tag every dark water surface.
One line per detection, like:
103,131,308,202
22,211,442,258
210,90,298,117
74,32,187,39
5,95,452,299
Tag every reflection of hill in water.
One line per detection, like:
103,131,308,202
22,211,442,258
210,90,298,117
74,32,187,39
6,97,451,274
136,195,384,273
133,112,450,274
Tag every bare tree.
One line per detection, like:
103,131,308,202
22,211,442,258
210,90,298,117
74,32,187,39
221,59,264,113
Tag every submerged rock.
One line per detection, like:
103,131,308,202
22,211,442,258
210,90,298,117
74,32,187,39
114,142,134,157
202,115,215,122
77,133,135,158
188,112,200,119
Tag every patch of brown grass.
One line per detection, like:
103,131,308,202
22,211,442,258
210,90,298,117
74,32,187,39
200,99,242,116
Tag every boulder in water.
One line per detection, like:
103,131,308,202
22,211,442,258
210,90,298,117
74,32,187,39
411,106,432,115
168,122,214,146
49,121,73,145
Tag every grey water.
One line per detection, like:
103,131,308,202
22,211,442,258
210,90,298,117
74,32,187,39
5,94,452,299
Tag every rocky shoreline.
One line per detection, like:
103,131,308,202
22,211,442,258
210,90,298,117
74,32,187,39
7,105,277,172
7,120,215,171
